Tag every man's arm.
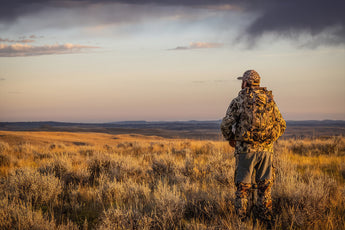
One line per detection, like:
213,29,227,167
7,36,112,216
221,97,240,143
272,102,286,139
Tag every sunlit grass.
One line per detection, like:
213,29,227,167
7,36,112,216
0,131,344,229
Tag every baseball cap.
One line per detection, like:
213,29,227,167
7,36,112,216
237,70,260,86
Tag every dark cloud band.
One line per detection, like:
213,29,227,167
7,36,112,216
1,0,344,46
244,1,345,44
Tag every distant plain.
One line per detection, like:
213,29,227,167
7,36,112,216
1,120,344,139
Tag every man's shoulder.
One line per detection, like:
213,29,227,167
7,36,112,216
228,86,277,109
250,86,272,94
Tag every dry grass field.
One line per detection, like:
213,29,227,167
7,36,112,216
0,131,344,229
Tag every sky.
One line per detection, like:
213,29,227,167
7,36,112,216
0,0,344,122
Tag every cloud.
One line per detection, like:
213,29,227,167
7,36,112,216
171,42,223,50
241,0,345,46
0,43,99,57
203,4,240,11
0,2,205,34
18,39,35,43
1,0,344,46
214,80,229,83
192,79,230,84
0,37,35,43
0,38,14,42
190,42,223,49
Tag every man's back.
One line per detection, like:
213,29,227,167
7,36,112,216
222,86,286,147
222,87,286,145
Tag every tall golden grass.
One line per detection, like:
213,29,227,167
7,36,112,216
0,131,344,229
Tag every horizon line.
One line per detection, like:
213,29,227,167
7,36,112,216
1,119,345,124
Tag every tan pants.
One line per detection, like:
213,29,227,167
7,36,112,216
235,150,273,184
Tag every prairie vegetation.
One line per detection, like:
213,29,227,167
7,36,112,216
0,131,344,229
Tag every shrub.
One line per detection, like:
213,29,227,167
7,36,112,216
88,154,145,184
88,154,113,184
0,141,9,154
151,158,175,177
98,208,151,230
183,186,220,221
98,179,151,212
38,157,88,187
290,137,345,156
33,151,53,160
5,168,62,209
0,153,11,167
0,198,79,230
153,181,186,229
79,148,95,157
149,157,180,186
193,142,215,155
38,158,70,178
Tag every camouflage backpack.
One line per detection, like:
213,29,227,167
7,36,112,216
235,87,280,144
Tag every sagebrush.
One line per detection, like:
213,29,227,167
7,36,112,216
0,131,344,229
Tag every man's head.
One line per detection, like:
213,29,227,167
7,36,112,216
237,70,260,88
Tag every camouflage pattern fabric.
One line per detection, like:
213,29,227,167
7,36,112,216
221,86,286,145
256,179,273,222
235,180,273,223
234,141,273,154
235,182,251,220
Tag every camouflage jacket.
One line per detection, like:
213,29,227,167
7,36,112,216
221,87,286,152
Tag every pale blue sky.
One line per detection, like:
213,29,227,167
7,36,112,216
0,1,344,122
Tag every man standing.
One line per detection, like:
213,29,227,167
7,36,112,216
221,70,286,225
